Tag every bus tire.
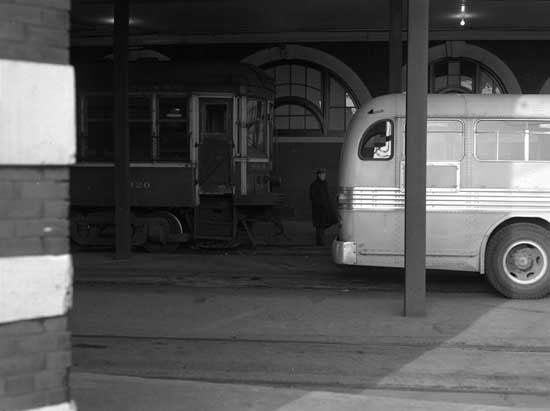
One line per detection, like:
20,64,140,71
485,223,550,299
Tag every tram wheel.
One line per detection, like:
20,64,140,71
143,211,183,253
485,223,550,299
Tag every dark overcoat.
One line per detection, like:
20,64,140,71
309,178,338,228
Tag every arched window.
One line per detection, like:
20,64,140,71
264,61,358,137
430,58,506,94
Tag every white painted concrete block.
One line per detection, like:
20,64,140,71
29,401,77,411
0,59,75,165
0,254,73,324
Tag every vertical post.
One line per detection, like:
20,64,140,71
114,0,131,259
404,0,429,316
389,0,403,93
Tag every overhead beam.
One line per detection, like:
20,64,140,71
114,0,131,259
71,30,550,47
404,0,429,316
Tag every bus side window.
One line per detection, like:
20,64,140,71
475,120,550,162
358,120,393,160
427,120,464,161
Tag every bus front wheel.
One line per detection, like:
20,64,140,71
485,223,550,299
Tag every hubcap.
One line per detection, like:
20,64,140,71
502,240,548,285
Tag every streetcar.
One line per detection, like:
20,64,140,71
71,62,280,251
333,93,550,298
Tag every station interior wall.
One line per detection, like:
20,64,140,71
71,40,550,221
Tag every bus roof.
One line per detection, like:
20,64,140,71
362,94,550,119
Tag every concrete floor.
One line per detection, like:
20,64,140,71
69,250,550,410
71,373,550,411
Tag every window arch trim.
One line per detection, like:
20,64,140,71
429,57,507,94
275,96,326,135
242,45,371,104
401,41,522,94
262,59,360,108
263,60,359,136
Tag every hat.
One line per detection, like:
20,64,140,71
315,168,326,174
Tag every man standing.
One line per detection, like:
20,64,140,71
309,168,337,246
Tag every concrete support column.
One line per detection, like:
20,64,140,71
404,0,429,316
114,0,131,259
389,0,403,93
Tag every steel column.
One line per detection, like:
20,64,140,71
404,0,429,316
114,0,131,259
389,0,403,93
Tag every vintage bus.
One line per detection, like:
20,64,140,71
333,94,550,299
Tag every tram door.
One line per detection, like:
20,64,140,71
198,98,233,193
196,98,236,241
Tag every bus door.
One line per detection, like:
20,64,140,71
400,119,475,259
195,97,236,241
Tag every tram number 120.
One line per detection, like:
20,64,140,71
130,181,151,190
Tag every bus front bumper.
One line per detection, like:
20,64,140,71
332,239,357,265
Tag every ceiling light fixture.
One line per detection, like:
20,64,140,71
459,2,466,27
100,16,140,25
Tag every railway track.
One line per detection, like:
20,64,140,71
74,268,490,293
71,334,550,395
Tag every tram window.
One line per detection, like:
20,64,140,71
247,99,267,158
129,96,152,162
87,94,112,120
83,94,113,161
130,122,152,162
205,104,227,133
359,120,393,161
85,122,113,161
158,95,190,162
158,121,190,162
475,120,526,161
159,96,187,120
427,120,464,161
129,96,151,120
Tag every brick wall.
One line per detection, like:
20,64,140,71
0,168,72,410
0,0,70,65
0,1,74,410
0,317,70,411
0,167,70,257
